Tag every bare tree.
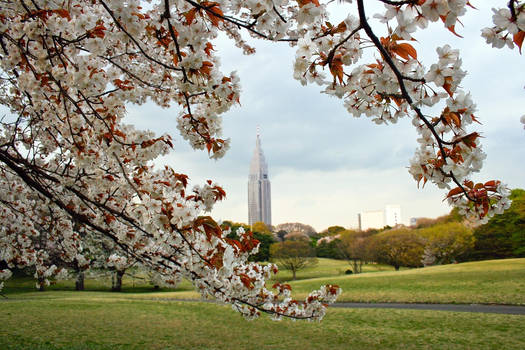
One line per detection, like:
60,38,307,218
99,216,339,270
270,241,317,280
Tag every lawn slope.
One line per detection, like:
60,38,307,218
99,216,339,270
290,258,525,304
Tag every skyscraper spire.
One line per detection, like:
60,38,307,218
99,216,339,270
248,130,272,227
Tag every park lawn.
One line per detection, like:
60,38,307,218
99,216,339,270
269,257,397,282
1,294,525,350
4,258,525,304
3,271,197,297
3,258,391,300
289,258,525,304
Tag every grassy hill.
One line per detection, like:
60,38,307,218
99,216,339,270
2,258,525,350
289,258,525,304
4,258,524,305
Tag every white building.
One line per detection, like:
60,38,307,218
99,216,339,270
385,205,402,227
358,211,385,231
358,205,402,231
248,132,272,227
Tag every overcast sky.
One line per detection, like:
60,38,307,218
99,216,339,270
126,3,523,231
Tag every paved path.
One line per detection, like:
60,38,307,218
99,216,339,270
331,302,525,315
3,296,525,315
147,298,525,315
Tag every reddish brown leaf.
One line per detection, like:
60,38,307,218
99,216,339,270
104,214,116,225
459,132,480,149
296,0,320,7
447,187,464,198
203,2,224,27
440,15,463,38
393,42,418,60
200,61,214,76
184,8,198,25
484,180,498,188
447,25,463,38
204,42,214,57
513,31,525,54
443,77,454,97
329,55,344,84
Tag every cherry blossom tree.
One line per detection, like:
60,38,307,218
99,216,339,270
0,0,523,320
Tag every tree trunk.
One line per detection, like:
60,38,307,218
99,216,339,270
352,259,362,274
75,271,85,291
112,270,124,292
395,265,400,271
292,268,297,280
37,277,45,291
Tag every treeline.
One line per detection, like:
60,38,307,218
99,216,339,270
223,188,525,273
315,222,472,272
315,188,525,271
9,189,521,291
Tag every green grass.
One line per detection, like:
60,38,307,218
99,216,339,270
3,258,392,300
3,269,193,293
5,258,525,304
290,258,525,304
1,294,524,350
270,257,397,282
2,259,524,349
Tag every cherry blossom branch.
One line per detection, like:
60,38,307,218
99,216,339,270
356,0,474,201
377,0,418,5
99,0,182,71
509,0,518,20
183,0,298,42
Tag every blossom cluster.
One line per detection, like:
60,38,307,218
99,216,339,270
0,0,516,319
0,0,343,319
290,0,513,222
482,2,525,50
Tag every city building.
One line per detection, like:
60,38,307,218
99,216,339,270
358,210,385,231
358,205,402,231
385,205,402,227
248,131,272,227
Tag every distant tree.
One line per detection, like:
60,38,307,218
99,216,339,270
276,230,288,242
270,241,317,280
285,231,310,241
249,232,276,262
316,239,344,260
252,222,272,235
470,189,525,260
367,229,425,270
106,253,137,292
418,222,474,265
321,226,347,237
337,230,372,274
415,208,464,229
275,223,317,237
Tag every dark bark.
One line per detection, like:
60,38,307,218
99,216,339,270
75,271,85,291
37,277,45,291
112,270,125,292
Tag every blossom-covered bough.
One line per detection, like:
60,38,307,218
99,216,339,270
0,0,522,320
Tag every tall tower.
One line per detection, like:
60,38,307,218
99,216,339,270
248,130,272,227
